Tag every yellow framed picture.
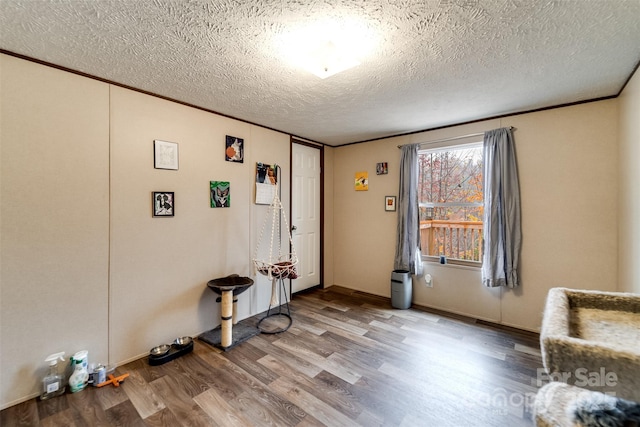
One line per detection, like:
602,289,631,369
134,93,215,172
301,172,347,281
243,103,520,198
355,172,368,191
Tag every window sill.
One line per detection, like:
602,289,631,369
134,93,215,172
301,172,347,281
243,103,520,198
422,256,481,270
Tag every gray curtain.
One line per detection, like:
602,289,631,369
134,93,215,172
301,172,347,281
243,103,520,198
482,128,521,287
394,144,422,274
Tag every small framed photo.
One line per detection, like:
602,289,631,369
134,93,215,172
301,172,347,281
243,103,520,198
225,135,244,163
154,140,179,170
210,181,230,208
153,192,174,217
376,162,388,175
385,196,396,212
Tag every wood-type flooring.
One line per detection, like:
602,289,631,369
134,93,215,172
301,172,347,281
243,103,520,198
1,286,544,426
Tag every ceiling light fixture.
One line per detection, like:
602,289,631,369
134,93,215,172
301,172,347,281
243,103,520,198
278,19,377,79
301,39,361,79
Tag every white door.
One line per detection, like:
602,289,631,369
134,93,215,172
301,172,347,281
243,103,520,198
291,143,321,293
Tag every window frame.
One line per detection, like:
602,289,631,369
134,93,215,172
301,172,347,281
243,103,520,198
417,141,484,268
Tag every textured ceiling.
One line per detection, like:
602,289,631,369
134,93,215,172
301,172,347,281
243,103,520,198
1,0,640,146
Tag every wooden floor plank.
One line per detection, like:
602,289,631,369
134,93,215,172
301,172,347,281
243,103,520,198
227,389,306,427
148,375,213,427
220,339,280,385
104,400,147,427
272,337,362,384
196,349,308,426
40,409,78,427
94,382,129,412
294,308,369,336
269,376,360,427
1,400,40,427
120,370,166,419
1,285,542,426
193,388,253,427
37,394,69,420
65,387,112,426
142,407,182,427
259,354,363,420
250,336,324,379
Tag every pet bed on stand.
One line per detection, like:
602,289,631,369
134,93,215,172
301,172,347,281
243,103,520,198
534,287,640,426
253,177,298,334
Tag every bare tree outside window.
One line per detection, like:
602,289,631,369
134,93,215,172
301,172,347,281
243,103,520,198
418,145,483,262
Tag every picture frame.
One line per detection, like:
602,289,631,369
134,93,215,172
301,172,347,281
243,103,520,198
153,192,174,217
154,140,179,170
385,196,396,212
210,181,230,208
255,163,277,205
376,162,388,175
355,172,369,191
225,135,244,163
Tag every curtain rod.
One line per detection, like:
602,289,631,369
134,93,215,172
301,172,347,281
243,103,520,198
397,126,515,149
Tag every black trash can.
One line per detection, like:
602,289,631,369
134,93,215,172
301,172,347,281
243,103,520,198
391,270,412,309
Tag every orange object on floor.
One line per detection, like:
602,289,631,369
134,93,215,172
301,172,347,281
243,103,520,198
97,373,129,388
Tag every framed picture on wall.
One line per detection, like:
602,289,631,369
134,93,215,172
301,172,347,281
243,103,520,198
153,192,174,217
255,163,277,205
210,181,230,207
376,162,388,175
225,135,244,163
385,196,396,211
355,172,369,191
154,140,179,170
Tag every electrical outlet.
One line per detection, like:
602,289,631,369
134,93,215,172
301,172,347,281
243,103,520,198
424,274,433,288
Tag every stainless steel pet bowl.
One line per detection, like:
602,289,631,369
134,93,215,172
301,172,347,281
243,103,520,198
149,344,171,357
174,336,193,348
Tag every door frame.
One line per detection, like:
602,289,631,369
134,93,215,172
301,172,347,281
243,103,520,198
290,137,324,294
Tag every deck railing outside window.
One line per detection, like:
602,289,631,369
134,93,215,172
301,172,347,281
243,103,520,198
420,220,483,262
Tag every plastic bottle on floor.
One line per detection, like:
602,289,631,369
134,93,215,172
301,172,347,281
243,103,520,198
68,350,89,393
40,352,66,400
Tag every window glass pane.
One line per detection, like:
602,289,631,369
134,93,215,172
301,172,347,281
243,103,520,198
418,144,483,262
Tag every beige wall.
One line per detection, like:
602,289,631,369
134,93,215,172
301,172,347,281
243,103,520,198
332,101,619,331
1,55,110,407
501,101,618,329
618,67,640,294
0,54,291,408
108,87,291,364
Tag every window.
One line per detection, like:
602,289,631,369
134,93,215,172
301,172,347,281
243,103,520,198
418,143,483,264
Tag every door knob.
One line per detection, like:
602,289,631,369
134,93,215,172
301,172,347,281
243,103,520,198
291,225,297,231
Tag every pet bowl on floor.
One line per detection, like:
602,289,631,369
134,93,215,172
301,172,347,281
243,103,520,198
149,344,171,357
174,336,193,348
